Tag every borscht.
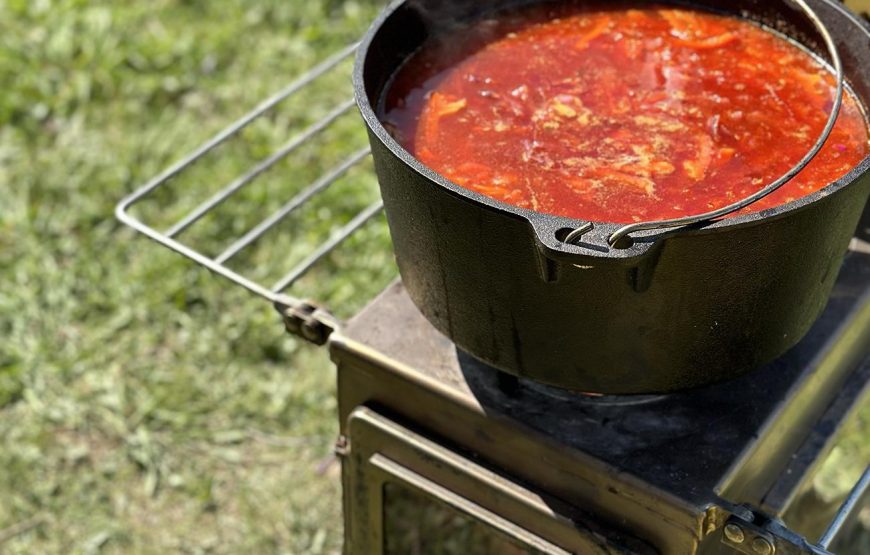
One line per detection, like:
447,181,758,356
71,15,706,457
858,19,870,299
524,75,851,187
381,4,869,223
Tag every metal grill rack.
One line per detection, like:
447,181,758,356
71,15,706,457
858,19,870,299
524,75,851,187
115,43,381,343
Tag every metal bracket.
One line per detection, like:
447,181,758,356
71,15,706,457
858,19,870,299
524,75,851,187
334,435,350,458
722,514,806,555
722,518,778,555
719,511,833,555
719,464,870,554
275,296,340,346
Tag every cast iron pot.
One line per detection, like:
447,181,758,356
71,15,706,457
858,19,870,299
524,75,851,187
354,0,870,393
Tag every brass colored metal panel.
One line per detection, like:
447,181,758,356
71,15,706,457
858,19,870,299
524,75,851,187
342,406,658,554
334,349,706,554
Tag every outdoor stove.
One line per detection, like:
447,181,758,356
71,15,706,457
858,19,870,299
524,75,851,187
332,243,870,554
116,1,870,553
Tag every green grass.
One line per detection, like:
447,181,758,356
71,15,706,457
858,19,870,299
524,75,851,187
0,1,867,553
0,1,390,553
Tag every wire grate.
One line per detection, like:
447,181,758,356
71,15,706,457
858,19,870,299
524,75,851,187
115,43,383,307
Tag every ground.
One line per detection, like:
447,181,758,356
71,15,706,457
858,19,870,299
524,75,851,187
0,1,867,554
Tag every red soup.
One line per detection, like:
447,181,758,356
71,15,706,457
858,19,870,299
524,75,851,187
382,5,869,224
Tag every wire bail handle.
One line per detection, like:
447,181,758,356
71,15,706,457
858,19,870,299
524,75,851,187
566,0,845,248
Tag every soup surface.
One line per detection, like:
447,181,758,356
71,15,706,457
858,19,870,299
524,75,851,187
382,5,869,223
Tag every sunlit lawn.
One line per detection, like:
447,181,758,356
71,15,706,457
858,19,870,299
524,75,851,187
0,1,391,553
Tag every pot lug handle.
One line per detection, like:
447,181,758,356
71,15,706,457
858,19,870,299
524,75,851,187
530,217,667,289
529,216,662,264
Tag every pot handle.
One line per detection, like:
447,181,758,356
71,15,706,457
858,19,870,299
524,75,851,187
563,0,845,249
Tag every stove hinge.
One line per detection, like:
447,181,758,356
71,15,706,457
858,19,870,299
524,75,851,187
719,511,829,555
719,465,868,555
274,296,340,346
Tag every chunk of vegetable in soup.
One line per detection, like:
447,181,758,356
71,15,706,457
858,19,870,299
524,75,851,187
382,5,869,223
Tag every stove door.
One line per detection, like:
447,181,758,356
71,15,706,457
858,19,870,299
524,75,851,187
341,406,658,555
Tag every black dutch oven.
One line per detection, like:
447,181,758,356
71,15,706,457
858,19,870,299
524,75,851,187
354,0,870,393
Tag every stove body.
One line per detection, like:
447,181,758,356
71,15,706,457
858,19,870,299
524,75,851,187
332,246,870,554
